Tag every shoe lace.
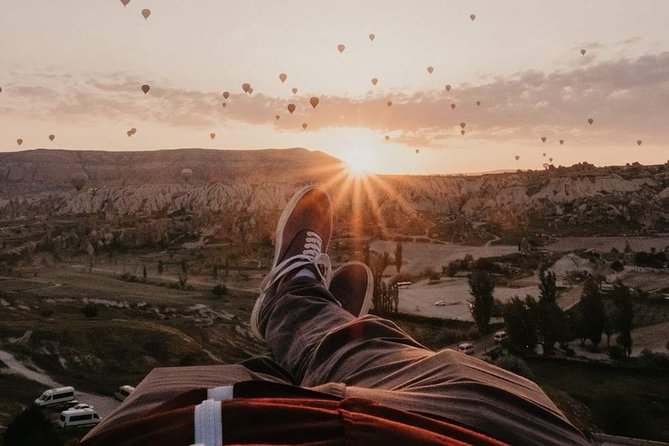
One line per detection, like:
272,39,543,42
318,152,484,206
260,230,332,293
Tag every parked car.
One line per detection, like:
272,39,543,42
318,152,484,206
458,342,475,355
114,385,135,401
34,386,75,408
58,407,101,428
434,300,447,306
493,330,508,343
71,403,94,410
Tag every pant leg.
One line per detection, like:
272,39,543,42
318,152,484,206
261,277,589,446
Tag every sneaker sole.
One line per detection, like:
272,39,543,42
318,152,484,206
250,185,332,340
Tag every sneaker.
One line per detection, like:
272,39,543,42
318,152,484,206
250,185,333,340
329,261,373,317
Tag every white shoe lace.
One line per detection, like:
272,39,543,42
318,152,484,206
260,230,333,293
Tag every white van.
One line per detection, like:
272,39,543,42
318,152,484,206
58,408,101,428
34,386,75,408
494,330,508,343
114,385,135,401
458,342,474,355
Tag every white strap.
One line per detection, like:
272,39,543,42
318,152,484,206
207,386,234,401
194,399,222,446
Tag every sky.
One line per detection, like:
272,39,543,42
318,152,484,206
1,0,668,174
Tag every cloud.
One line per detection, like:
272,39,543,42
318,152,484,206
3,52,669,148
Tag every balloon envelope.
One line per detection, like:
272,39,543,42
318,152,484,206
369,34,375,42
476,101,481,106
541,137,547,143
581,49,586,56
275,115,280,120
291,88,298,94
120,0,130,6
210,133,216,140
141,8,151,19
415,149,420,154
515,155,520,161
223,91,230,99
242,83,251,93
279,73,287,83
588,118,594,124
450,103,456,110
559,139,565,145
309,97,320,108
460,129,465,135
385,135,390,141
427,66,434,74
49,134,55,142
302,123,308,130
470,14,476,21
459,122,466,129
386,101,392,107
287,104,296,114
222,102,228,108
16,138,23,146
141,84,150,94
371,78,378,86
637,140,642,146
337,44,345,54
127,130,132,137
445,84,451,92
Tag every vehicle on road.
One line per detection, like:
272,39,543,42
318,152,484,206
458,342,475,355
59,407,101,428
494,330,508,343
71,403,94,410
114,385,135,401
434,300,447,306
34,386,75,408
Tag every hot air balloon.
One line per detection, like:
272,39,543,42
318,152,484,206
49,134,55,142
459,122,466,129
385,135,390,141
541,136,547,143
248,87,254,94
337,44,346,54
287,104,296,114
223,91,230,99
120,0,130,5
369,34,375,42
222,102,228,108
279,73,287,83
450,103,456,110
242,83,251,94
16,138,23,146
210,133,216,140
130,128,137,134
386,101,392,107
309,97,320,109
141,84,150,94
275,115,280,121
470,14,476,21
127,130,133,137
427,66,434,74
71,173,88,191
415,149,420,154
559,139,565,145
515,155,520,161
0,87,2,93
476,101,481,106
461,129,465,135
181,168,193,182
580,49,586,56
291,88,298,95
141,9,151,19
371,78,378,86
637,140,642,146
445,84,452,92
588,118,594,125
549,157,553,163
301,123,308,130
542,152,546,157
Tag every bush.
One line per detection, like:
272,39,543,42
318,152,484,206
120,271,137,282
82,303,99,318
634,251,667,269
494,355,534,380
638,349,669,368
212,284,228,298
591,392,652,438
610,260,624,272
4,405,63,446
607,345,626,361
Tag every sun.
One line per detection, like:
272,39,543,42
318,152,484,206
339,147,378,179
346,162,370,179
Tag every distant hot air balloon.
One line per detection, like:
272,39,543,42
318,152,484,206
637,139,642,146
291,87,298,95
470,14,476,21
141,84,150,94
222,102,228,108
415,149,420,154
210,133,216,140
450,103,456,110
580,49,586,56
445,84,452,92
127,130,133,137
559,139,565,145
459,122,466,129
141,8,151,19
476,101,481,106
369,34,375,42
549,157,553,162
49,134,55,142
301,123,308,130
242,83,251,94
386,101,392,107
16,138,23,146
309,97,320,109
120,0,130,5
275,115,280,121
461,129,465,135
588,118,594,125
371,78,378,86
287,104,296,114
515,155,520,161
427,66,434,74
385,135,390,141
541,136,547,143
248,87,254,94
542,152,546,157
279,73,287,83
71,173,88,191
181,168,193,182
223,91,230,99
337,44,346,54
130,128,137,135
0,86,2,93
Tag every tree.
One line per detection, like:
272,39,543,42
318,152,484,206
4,405,63,446
503,296,538,352
580,275,605,351
368,251,397,313
612,281,633,359
394,241,403,273
536,270,566,355
468,269,495,335
212,284,228,298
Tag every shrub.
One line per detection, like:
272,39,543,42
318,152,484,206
82,303,99,318
638,349,669,368
610,260,624,272
4,405,63,446
494,355,534,380
607,345,626,361
212,284,228,298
